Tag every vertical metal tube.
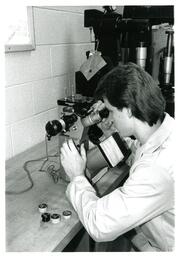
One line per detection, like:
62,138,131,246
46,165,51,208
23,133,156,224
164,29,174,84
136,42,147,69
166,31,173,57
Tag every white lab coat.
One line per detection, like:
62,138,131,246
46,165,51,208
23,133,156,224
66,113,175,251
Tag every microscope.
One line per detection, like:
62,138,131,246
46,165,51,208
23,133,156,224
45,96,131,180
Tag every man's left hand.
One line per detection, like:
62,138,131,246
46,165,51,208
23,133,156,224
60,139,87,181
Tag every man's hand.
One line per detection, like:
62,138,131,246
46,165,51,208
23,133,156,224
60,139,87,181
91,100,105,112
91,100,116,137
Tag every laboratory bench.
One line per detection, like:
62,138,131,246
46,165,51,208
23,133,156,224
5,136,129,252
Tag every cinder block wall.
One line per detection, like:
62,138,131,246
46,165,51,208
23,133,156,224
5,6,100,160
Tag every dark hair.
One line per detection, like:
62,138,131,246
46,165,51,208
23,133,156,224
95,62,165,126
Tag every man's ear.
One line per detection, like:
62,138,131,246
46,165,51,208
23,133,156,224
127,108,132,118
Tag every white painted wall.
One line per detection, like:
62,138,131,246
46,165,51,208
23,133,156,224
5,6,101,159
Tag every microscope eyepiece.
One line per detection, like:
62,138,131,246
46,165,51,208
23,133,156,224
81,108,109,127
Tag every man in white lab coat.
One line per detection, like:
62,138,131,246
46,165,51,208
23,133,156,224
60,62,174,251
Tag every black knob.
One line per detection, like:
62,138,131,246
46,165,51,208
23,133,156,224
41,213,50,222
45,120,63,137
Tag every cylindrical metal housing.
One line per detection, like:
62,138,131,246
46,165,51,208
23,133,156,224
136,46,147,69
164,56,173,84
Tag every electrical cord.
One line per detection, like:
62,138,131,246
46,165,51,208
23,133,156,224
6,133,70,195
5,153,68,195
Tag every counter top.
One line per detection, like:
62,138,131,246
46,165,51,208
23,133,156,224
5,136,129,252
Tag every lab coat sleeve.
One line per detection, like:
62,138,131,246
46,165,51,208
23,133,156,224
66,164,174,242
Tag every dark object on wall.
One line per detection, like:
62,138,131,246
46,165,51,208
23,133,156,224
84,8,152,71
77,7,152,97
123,6,174,25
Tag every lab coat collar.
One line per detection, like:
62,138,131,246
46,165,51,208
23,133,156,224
140,113,174,154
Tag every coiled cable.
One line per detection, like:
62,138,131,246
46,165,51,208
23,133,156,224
5,154,65,195
6,135,69,195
